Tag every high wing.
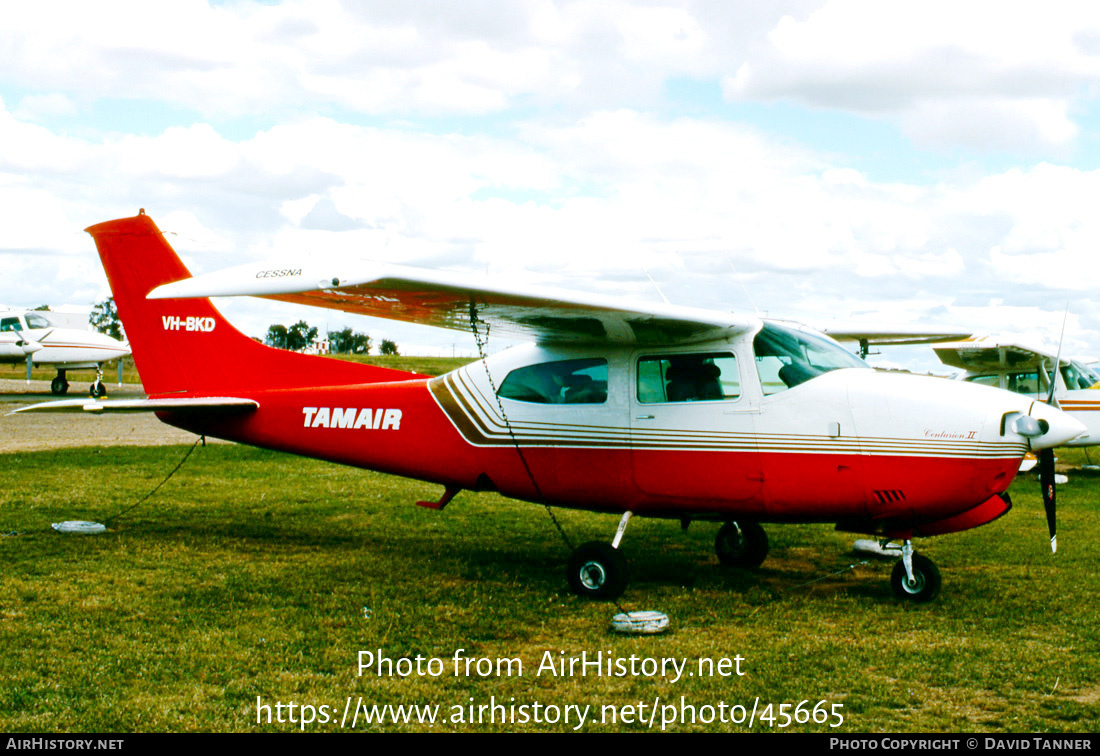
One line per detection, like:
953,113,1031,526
819,322,973,347
931,334,1059,372
148,260,760,346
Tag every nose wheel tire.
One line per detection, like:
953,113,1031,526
715,520,769,568
89,381,107,398
890,553,941,602
567,541,627,600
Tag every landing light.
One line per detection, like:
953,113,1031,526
1013,416,1047,438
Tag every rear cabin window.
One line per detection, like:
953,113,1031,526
1006,371,1042,396
497,358,608,404
966,374,1001,388
636,353,740,403
967,370,1043,397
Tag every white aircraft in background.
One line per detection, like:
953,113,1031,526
0,308,130,396
934,335,1100,448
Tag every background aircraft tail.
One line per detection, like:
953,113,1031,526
86,210,415,395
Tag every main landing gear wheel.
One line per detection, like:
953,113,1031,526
567,541,627,600
50,376,69,395
715,520,769,568
890,553,941,603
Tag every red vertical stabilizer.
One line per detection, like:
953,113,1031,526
86,211,415,395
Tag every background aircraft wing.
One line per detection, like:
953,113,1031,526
931,335,1057,372
149,260,760,345
819,322,973,347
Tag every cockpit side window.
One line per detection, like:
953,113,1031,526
636,352,740,403
498,358,608,404
753,321,867,395
0,317,22,332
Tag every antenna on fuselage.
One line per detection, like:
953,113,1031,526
643,269,671,305
1048,303,1069,408
726,258,761,317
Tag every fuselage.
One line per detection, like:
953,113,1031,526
159,323,1084,540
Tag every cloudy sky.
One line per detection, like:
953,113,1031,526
3,0,1100,365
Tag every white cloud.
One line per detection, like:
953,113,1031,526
724,0,1100,150
13,92,77,121
5,2,1100,358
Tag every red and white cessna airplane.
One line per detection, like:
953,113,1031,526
14,211,1087,602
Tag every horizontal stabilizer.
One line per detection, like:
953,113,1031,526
8,396,259,416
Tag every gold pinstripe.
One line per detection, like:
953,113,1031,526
429,369,1027,458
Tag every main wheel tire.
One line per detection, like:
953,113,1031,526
567,541,627,600
715,521,769,568
50,376,69,395
90,381,107,398
891,554,942,602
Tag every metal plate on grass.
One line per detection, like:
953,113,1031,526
611,611,669,635
52,521,107,534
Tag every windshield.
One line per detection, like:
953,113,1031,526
1064,360,1100,390
754,321,868,395
24,313,54,329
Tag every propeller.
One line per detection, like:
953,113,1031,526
14,328,48,355
1038,304,1067,554
1037,446,1057,553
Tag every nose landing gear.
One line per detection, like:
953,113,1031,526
890,540,941,602
89,364,107,398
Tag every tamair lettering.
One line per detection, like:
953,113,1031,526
302,407,402,430
162,315,216,332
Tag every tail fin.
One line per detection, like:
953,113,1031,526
86,210,414,395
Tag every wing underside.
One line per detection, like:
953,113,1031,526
932,337,1057,372
821,324,973,347
148,261,759,345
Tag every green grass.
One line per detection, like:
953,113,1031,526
1,444,1098,732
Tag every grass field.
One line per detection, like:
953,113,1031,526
1,440,1098,733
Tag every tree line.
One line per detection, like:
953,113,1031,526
264,321,398,355
86,298,398,356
